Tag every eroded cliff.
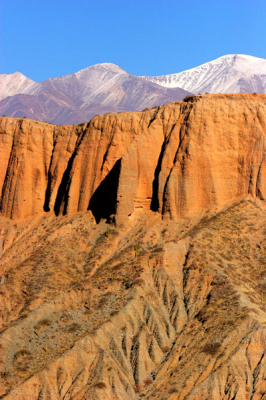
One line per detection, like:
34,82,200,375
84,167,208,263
1,94,266,223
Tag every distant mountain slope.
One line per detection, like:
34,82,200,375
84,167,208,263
2,55,266,124
141,54,266,94
0,72,35,101
0,93,90,125
0,64,190,125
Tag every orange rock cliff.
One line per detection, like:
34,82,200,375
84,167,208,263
1,94,266,223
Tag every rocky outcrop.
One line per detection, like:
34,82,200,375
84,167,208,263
0,118,81,219
1,94,266,223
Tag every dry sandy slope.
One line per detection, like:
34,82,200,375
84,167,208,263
1,198,266,399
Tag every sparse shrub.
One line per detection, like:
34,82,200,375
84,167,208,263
202,342,221,355
67,322,81,333
162,345,171,353
96,292,112,309
135,242,140,257
16,364,30,372
1,367,10,378
143,377,153,386
34,318,51,336
133,384,141,392
84,298,92,311
169,387,178,394
220,252,233,261
34,325,40,336
14,349,31,360
94,382,106,389
123,280,133,289
38,318,51,327
133,278,145,287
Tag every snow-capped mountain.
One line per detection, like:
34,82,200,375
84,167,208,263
23,63,128,102
1,54,266,125
141,54,266,94
0,72,34,101
0,64,190,124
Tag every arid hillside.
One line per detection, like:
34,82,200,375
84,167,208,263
1,95,266,399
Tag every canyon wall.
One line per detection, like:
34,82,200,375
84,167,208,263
1,94,266,222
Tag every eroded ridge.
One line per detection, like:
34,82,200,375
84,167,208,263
1,94,266,223
1,199,266,398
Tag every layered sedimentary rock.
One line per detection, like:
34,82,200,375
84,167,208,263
1,94,266,223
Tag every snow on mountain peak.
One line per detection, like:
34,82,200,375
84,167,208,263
75,63,127,77
1,54,266,118
0,72,35,102
141,54,266,94
204,54,266,74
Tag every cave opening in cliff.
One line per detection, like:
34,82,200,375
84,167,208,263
88,158,121,223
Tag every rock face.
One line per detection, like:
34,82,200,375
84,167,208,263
1,94,266,222
2,95,266,399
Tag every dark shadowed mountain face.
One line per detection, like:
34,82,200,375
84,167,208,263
0,64,190,125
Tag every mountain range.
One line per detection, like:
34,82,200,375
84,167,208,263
1,54,266,124
0,64,190,125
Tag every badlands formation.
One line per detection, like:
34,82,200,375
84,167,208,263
1,94,266,399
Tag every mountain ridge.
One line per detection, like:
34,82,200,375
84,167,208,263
0,63,190,125
141,54,266,94
1,54,266,124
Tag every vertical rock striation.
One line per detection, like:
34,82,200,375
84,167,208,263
1,94,266,222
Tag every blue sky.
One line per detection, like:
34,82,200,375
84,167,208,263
1,0,266,81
